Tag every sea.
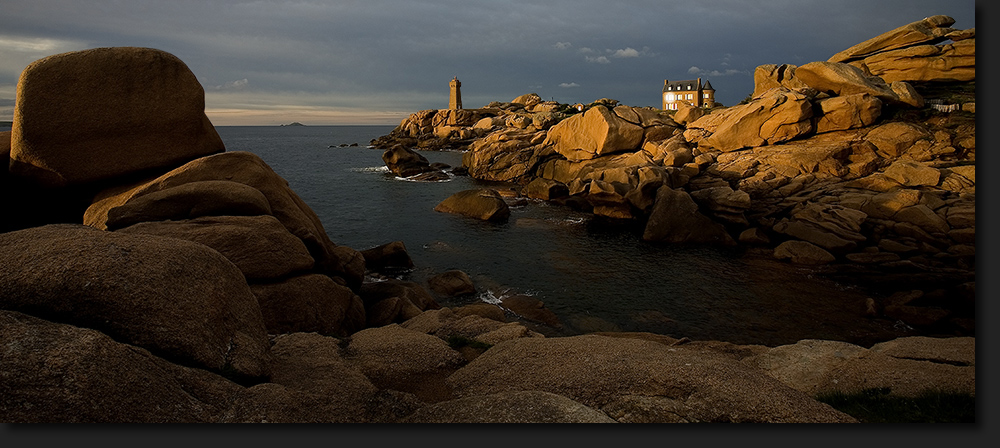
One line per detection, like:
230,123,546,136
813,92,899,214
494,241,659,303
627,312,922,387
4,123,912,347
215,125,914,347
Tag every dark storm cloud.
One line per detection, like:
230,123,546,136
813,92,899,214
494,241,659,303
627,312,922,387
0,0,977,124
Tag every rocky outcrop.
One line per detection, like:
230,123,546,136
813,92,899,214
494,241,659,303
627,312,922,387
684,88,814,152
828,15,975,84
745,336,975,398
544,105,644,161
643,186,736,245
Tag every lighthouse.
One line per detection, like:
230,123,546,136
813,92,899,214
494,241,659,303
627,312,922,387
449,77,462,110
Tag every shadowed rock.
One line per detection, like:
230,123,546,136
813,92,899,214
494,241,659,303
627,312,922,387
0,224,272,383
8,47,225,188
446,334,857,423
84,151,364,290
0,310,243,423
400,390,616,423
105,180,273,230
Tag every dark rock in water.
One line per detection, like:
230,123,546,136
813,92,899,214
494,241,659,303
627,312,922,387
281,122,306,127
360,241,415,273
501,294,562,328
427,270,477,298
434,189,511,222
642,186,735,246
360,279,441,326
522,178,569,201
382,145,436,178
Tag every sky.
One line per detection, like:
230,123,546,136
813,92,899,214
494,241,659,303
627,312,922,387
0,0,978,125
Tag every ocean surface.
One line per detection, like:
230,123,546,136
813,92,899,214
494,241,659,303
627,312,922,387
213,125,915,347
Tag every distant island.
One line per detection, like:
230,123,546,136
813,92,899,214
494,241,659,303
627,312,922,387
280,122,306,127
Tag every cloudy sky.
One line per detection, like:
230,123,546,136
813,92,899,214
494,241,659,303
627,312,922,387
0,0,977,125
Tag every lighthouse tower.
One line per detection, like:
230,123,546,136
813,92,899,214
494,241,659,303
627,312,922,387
449,77,462,110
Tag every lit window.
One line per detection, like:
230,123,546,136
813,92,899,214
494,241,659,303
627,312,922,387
687,94,693,100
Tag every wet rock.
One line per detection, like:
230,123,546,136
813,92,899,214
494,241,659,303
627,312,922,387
360,241,415,273
643,186,735,245
521,177,569,200
382,145,435,178
501,295,562,328
427,270,477,298
434,189,511,222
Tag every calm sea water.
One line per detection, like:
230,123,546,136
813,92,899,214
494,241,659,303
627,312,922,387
212,125,913,347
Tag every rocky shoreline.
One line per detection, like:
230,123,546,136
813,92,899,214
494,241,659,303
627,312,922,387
372,15,976,341
0,15,975,423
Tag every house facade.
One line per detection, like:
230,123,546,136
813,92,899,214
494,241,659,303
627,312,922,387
662,77,715,110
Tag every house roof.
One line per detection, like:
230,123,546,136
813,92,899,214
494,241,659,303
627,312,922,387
702,80,714,91
662,79,704,92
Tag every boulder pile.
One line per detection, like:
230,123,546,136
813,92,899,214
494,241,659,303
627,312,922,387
374,15,976,337
0,14,976,422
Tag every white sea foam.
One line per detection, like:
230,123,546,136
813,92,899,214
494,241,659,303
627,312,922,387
349,166,390,173
396,172,454,183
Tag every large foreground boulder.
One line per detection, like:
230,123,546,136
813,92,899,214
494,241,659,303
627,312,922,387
0,224,272,383
0,310,243,423
85,151,364,290
446,334,857,422
8,47,224,188
746,336,975,398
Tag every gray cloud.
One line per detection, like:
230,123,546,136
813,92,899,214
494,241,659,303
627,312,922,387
0,0,978,124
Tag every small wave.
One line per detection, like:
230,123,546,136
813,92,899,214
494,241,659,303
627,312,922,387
350,166,390,173
477,288,531,305
396,172,454,183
